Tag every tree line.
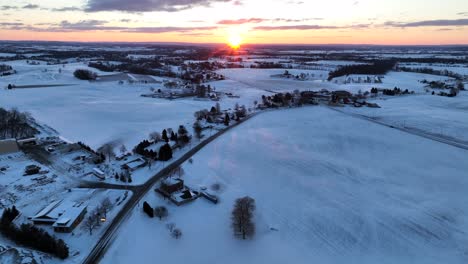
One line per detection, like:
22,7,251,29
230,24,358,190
0,108,38,140
0,206,69,259
328,60,396,81
74,69,97,80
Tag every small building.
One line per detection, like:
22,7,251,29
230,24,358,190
17,137,37,147
0,139,19,155
93,168,105,180
122,158,147,172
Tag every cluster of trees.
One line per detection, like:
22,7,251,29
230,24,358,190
88,61,177,78
114,171,132,183
194,103,222,123
250,62,284,69
0,108,38,140
134,140,158,159
0,64,14,75
133,127,187,161
328,60,396,81
73,69,97,80
82,198,113,235
398,66,463,80
231,197,256,240
166,223,182,239
77,141,105,164
193,121,203,139
88,62,114,72
158,143,173,161
0,206,69,259
133,140,173,161
180,62,225,84
380,87,412,96
0,64,12,72
177,125,190,144
261,92,297,108
421,80,451,89
195,84,212,98
434,87,460,97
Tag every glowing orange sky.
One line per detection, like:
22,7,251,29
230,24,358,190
0,0,467,45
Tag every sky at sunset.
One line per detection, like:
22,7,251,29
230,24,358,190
1,0,468,45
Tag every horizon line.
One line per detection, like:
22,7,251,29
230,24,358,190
1,39,468,47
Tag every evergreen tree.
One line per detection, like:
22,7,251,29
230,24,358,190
162,129,169,142
224,113,230,126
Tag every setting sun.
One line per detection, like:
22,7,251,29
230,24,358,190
228,33,242,49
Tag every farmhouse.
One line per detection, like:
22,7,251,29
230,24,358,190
0,139,19,155
156,178,200,206
29,200,87,233
160,178,184,194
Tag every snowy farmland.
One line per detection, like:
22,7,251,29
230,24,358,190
102,107,468,264
0,83,228,149
218,68,453,94
344,92,468,142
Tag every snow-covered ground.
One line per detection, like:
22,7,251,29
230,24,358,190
345,92,468,142
218,68,452,94
102,106,468,264
0,84,229,150
399,63,468,77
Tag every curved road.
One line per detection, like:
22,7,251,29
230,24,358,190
82,112,259,264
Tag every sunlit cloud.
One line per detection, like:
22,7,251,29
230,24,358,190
85,0,232,12
385,19,468,27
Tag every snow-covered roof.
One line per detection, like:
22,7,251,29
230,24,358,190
163,177,183,186
32,200,62,219
124,158,146,170
93,168,104,175
52,205,87,228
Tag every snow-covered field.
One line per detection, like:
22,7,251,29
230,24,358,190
399,63,468,76
0,84,225,149
102,107,468,264
346,92,468,142
218,68,452,94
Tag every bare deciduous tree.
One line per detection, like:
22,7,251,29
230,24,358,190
119,145,127,155
154,206,168,220
171,228,182,239
170,165,184,178
231,196,256,240
98,142,117,162
100,197,112,218
149,132,161,142
166,223,176,232
82,216,97,235
193,121,203,140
